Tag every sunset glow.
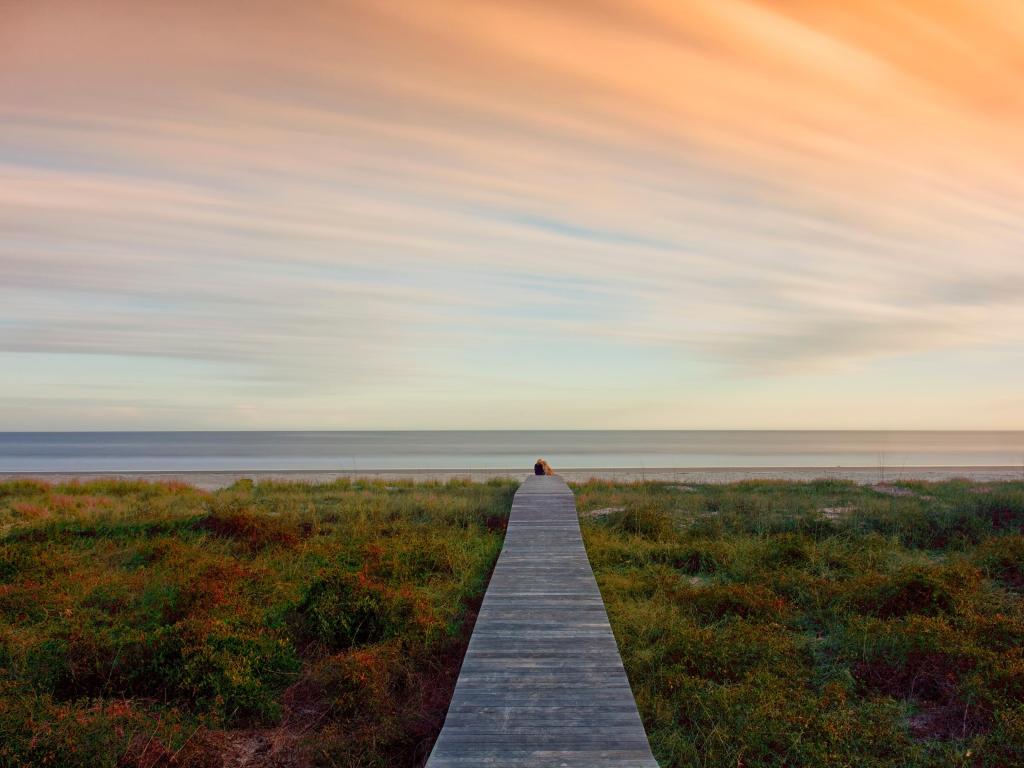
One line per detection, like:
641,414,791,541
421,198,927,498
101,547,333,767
2,0,1023,428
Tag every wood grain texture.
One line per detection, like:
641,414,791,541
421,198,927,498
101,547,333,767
425,474,659,767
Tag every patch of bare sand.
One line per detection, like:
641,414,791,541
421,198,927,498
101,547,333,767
582,506,624,518
819,505,856,520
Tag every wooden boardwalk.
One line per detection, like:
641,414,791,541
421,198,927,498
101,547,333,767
425,474,659,768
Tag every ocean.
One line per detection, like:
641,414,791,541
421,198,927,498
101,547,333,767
1,431,1023,473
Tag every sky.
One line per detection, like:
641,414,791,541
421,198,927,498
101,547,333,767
1,0,1023,430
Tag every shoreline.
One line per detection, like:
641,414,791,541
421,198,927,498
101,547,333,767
3,465,1023,490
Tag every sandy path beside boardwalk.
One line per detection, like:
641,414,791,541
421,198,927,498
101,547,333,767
2,466,1024,491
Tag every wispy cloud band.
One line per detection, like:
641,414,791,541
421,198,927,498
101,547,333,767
2,0,1023,427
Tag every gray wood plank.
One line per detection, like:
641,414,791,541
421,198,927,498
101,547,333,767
425,474,659,767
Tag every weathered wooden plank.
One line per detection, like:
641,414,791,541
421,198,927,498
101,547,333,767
424,474,658,767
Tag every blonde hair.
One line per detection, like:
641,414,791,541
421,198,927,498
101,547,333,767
534,458,554,476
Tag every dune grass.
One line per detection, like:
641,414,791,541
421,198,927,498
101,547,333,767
0,477,515,767
576,479,1024,767
4,475,1021,767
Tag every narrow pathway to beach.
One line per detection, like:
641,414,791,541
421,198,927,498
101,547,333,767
425,474,659,767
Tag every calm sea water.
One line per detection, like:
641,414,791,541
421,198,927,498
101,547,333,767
1,431,1023,472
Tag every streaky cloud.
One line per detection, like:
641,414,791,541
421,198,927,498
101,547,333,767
1,0,1023,427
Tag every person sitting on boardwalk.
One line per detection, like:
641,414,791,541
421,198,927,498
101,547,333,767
534,458,554,476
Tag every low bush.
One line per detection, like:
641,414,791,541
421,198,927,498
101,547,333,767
973,534,1024,589
606,502,676,539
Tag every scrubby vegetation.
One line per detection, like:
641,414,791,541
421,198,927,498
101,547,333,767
4,475,1021,767
576,479,1024,767
0,477,515,767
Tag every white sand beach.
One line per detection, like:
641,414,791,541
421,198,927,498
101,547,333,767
3,466,1023,491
